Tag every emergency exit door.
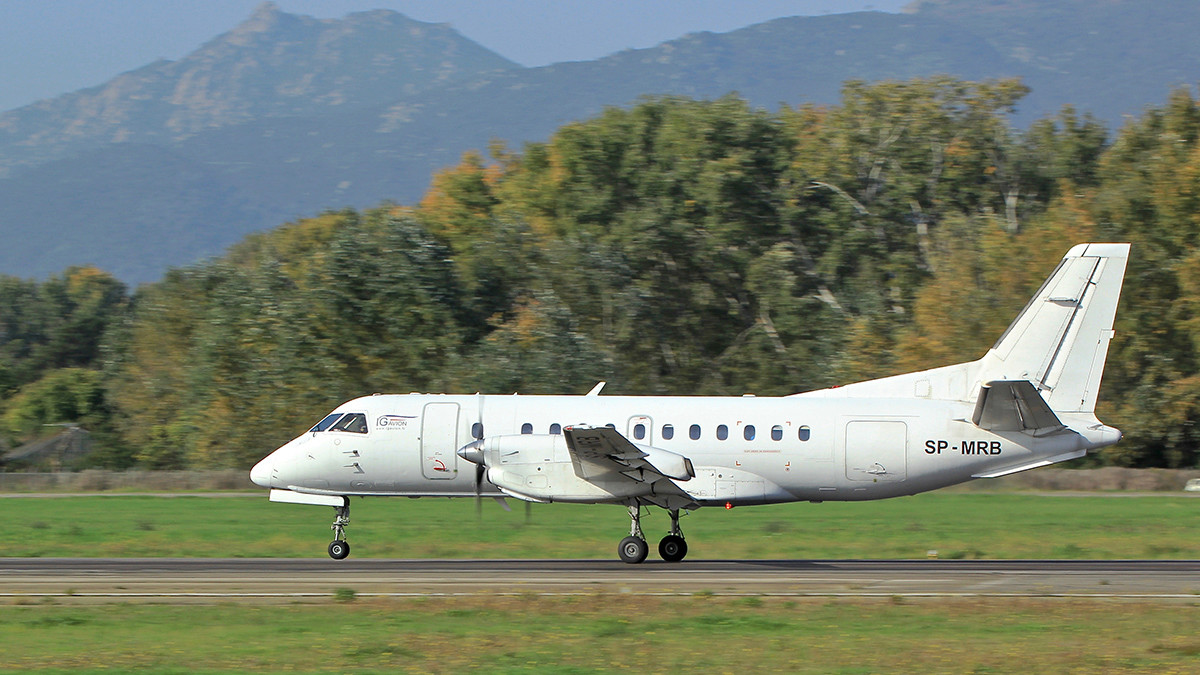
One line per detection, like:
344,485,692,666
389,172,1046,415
627,415,653,445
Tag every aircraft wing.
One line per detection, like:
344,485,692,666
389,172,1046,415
562,426,698,508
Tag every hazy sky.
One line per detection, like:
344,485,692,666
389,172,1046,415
0,1,911,113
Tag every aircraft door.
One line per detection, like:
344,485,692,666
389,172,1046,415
421,403,459,480
844,420,908,482
627,415,653,445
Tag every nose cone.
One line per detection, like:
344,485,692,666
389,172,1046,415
250,455,274,488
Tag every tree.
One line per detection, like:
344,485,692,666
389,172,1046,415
1088,88,1200,467
0,368,108,447
0,267,127,396
95,79,1200,468
105,209,476,468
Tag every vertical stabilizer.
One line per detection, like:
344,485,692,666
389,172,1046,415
979,243,1129,413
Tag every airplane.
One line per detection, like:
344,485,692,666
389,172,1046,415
250,243,1129,563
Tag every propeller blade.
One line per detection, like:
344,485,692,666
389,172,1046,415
474,462,485,520
472,393,485,520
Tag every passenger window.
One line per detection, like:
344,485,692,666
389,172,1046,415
798,425,811,442
662,424,674,440
744,425,756,441
309,413,342,433
521,423,533,435
633,423,646,440
689,424,701,440
472,422,484,440
330,413,368,434
771,425,783,441
550,423,562,435
716,425,728,441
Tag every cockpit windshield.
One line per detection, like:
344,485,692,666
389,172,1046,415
309,412,369,434
310,413,343,433
329,412,368,434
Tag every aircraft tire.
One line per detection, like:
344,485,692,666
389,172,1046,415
658,534,687,562
618,536,649,564
328,540,350,560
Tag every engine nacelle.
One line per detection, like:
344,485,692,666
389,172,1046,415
635,444,694,481
460,434,690,503
458,434,563,468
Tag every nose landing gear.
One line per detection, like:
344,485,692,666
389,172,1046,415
328,539,350,560
328,502,351,560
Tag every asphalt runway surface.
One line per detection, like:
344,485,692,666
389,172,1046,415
2,558,1199,601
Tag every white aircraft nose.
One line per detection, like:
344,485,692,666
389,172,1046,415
249,456,274,488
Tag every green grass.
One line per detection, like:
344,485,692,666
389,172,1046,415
3,493,1198,674
1,492,1198,559
1,596,1198,673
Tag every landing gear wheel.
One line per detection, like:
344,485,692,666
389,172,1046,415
658,534,688,562
328,540,350,560
618,536,649,564
326,500,351,559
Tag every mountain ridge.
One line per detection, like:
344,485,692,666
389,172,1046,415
0,2,517,177
1,0,1197,284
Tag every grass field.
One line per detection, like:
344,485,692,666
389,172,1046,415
1,596,1198,674
1,491,1198,559
3,493,1199,674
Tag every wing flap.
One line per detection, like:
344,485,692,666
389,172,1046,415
563,426,694,482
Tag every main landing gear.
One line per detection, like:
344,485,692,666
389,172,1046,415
328,502,351,560
618,505,688,564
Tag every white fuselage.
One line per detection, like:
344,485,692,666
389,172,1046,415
251,392,1107,506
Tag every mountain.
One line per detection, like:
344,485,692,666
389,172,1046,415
907,0,1200,123
1,0,1198,284
0,2,517,177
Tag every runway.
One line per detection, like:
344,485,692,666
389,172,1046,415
2,559,1198,601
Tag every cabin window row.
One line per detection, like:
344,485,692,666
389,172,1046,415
652,423,811,442
493,422,812,442
483,422,593,439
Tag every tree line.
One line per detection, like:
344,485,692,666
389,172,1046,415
2,76,1198,470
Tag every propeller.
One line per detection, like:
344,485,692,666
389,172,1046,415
454,438,488,520
474,462,485,520
473,392,485,521
455,393,512,519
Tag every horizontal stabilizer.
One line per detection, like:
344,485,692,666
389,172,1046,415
971,449,1087,478
972,380,1066,436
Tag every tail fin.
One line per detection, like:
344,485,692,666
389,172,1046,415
978,243,1129,414
793,243,1129,411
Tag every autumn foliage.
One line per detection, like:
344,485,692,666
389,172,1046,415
3,78,1200,469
